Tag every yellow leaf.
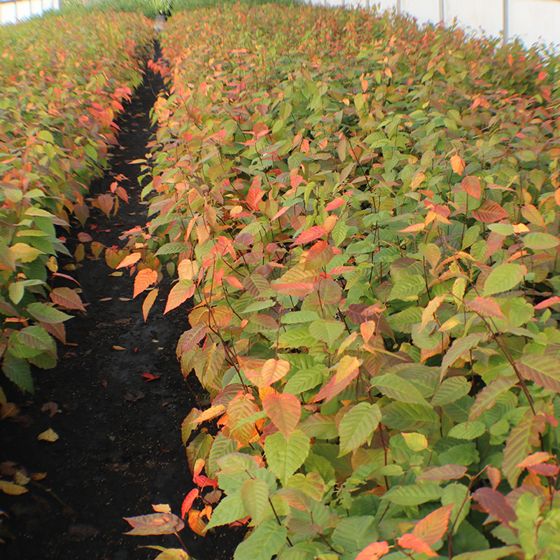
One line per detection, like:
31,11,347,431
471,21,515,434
0,480,28,495
9,243,42,263
37,428,59,442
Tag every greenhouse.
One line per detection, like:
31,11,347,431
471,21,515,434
1,1,559,560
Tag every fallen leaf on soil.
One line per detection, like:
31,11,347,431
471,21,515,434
152,504,172,514
31,472,47,481
123,512,184,536
41,402,60,417
112,345,126,351
118,297,131,302
143,547,189,560
99,297,113,302
124,391,145,402
0,480,28,495
37,429,59,443
142,372,161,382
110,272,124,277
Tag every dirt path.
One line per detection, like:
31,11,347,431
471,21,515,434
0,47,240,560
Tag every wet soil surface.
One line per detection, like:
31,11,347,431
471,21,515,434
0,49,242,560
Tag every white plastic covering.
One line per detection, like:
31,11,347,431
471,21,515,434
312,0,559,47
1,0,60,25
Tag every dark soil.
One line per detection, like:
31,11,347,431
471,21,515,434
0,47,242,560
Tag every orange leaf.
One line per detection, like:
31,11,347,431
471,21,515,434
467,296,504,319
398,533,436,557
262,392,301,437
451,154,465,176
312,356,361,404
355,541,390,560
164,282,195,314
400,222,425,233
239,357,290,388
133,268,158,298
487,466,501,490
188,509,207,536
50,287,86,312
142,289,159,322
116,252,142,269
517,451,553,469
472,200,508,223
410,171,426,190
461,176,482,200
413,504,453,546
360,320,376,343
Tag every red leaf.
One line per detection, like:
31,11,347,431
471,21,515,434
413,504,453,546
246,183,264,211
473,488,516,525
181,489,199,519
472,200,508,223
467,296,505,319
142,372,161,382
271,281,316,297
397,533,436,557
355,541,390,560
417,464,468,482
292,225,326,246
461,176,482,200
50,287,86,312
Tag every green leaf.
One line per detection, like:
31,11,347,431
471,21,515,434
388,274,424,301
27,302,73,324
516,353,560,393
383,483,442,506
206,493,246,529
523,232,559,251
264,429,310,485
2,353,33,393
338,402,381,456
331,516,377,553
441,333,487,378
483,263,525,296
432,377,471,406
233,519,287,560
453,547,522,560
308,320,345,346
241,478,270,524
469,376,517,420
281,311,320,324
448,421,486,440
441,483,470,533
284,367,325,395
155,242,187,256
372,373,428,404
